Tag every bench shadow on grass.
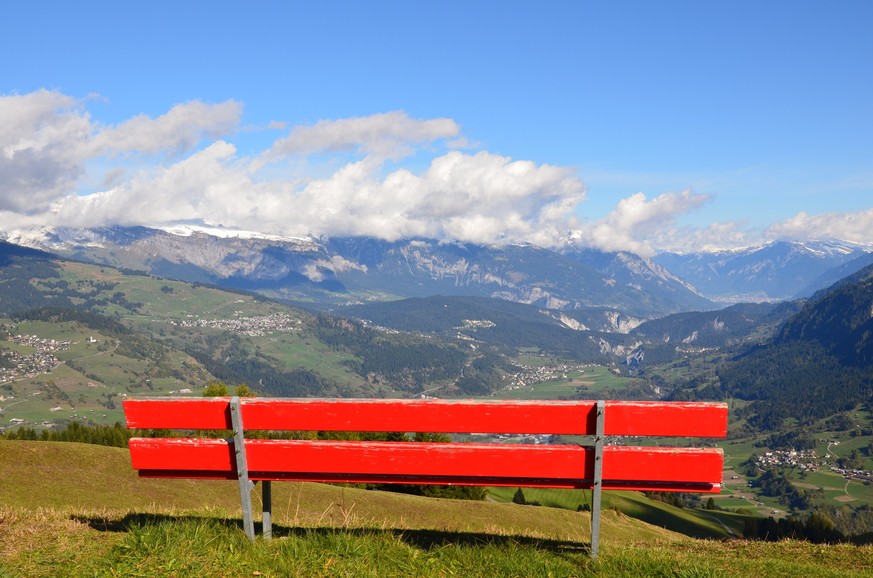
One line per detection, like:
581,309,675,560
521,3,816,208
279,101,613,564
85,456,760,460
74,512,591,555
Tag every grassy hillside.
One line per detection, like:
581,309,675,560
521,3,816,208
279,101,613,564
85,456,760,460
0,440,674,542
54,261,368,393
0,259,647,428
0,315,213,426
2,440,873,577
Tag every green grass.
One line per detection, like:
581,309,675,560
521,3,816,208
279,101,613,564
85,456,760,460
0,440,675,542
824,434,873,472
3,507,872,577
253,333,363,388
487,487,746,540
57,262,280,322
797,470,847,491
718,439,760,463
793,471,873,505
2,440,873,577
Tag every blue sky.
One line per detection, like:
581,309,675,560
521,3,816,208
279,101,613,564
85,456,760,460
2,1,871,254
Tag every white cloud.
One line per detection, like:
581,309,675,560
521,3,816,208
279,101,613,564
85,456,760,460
267,111,460,159
0,90,91,212
51,141,250,227
0,90,241,215
574,190,712,256
765,208,873,245
91,100,242,157
653,221,759,253
49,144,587,248
303,256,368,282
13,89,871,256
261,150,586,244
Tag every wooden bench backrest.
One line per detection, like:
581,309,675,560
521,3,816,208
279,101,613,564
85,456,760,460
124,398,727,493
124,398,727,436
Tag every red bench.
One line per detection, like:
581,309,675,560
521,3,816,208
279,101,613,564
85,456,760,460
124,397,727,557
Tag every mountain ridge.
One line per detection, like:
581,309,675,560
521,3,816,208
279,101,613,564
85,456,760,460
689,261,873,430
654,240,873,302
3,225,713,318
5,225,872,320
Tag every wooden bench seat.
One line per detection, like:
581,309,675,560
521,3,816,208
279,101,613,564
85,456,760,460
124,397,728,557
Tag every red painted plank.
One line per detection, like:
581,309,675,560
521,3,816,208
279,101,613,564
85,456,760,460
123,398,727,438
128,438,723,492
604,402,728,438
135,471,718,492
124,398,230,430
134,470,719,493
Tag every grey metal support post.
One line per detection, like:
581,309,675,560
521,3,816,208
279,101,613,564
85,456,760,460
229,396,256,540
262,481,272,539
590,399,605,559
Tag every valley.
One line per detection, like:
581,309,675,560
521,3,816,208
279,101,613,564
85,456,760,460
0,234,872,542
5,11,873,572
0,257,647,428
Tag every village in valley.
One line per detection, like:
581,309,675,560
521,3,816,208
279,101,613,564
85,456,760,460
0,333,73,385
751,447,873,484
505,361,600,391
170,312,302,337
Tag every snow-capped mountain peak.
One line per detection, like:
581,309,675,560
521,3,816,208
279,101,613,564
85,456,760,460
154,221,315,245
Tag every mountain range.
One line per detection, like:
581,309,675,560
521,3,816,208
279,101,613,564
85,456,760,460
4,224,871,319
706,261,873,431
653,240,873,302
1,226,872,432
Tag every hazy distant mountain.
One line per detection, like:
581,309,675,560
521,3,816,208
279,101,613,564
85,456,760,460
560,247,708,314
653,240,872,302
3,225,714,318
8,224,872,323
796,250,873,298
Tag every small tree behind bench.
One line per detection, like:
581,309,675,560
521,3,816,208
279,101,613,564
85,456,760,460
124,397,727,558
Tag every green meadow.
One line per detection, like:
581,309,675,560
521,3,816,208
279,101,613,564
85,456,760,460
2,440,872,577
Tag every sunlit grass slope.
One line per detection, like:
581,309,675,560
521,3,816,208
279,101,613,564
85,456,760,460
2,440,872,578
0,440,675,542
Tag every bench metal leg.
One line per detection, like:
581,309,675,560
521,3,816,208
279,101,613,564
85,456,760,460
262,481,272,539
229,396,256,540
590,399,605,559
